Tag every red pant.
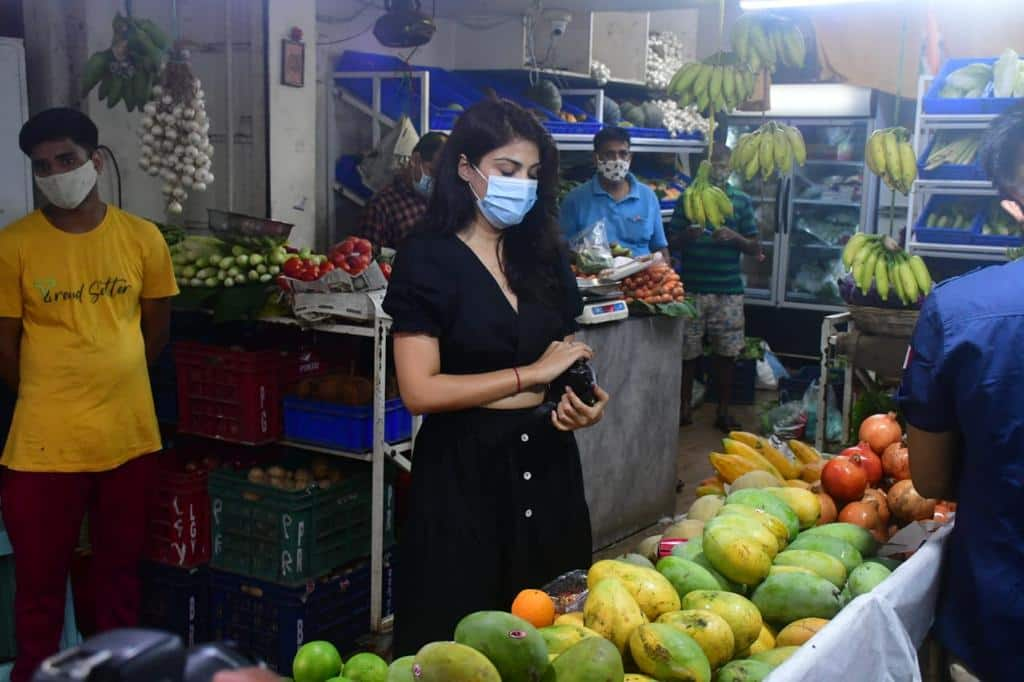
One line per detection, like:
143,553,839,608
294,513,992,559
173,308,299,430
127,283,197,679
1,455,154,682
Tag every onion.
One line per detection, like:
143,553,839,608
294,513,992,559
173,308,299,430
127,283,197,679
172,187,186,199
183,164,196,176
161,183,174,195
189,132,203,145
194,182,207,192
204,172,215,184
859,412,903,455
184,107,196,119
182,176,194,188
167,200,183,214
151,125,163,136
882,442,911,481
143,102,157,115
185,145,199,158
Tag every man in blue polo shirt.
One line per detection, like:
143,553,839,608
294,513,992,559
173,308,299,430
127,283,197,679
898,103,1024,682
560,127,667,257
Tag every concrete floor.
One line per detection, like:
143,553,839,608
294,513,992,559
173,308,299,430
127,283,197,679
595,397,763,561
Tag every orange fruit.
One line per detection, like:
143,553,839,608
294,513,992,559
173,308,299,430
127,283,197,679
511,589,556,628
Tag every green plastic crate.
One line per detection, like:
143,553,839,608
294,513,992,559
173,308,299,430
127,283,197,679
209,458,394,586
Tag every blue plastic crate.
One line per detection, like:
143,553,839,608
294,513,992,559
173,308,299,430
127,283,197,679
140,563,209,647
333,155,374,201
283,397,412,452
972,204,1024,247
917,136,987,182
208,551,395,675
913,195,980,245
923,57,1021,115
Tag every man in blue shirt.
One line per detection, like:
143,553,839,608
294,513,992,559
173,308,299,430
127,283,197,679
898,103,1024,682
559,127,668,257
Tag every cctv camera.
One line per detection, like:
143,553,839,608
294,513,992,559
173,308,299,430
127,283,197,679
546,11,571,37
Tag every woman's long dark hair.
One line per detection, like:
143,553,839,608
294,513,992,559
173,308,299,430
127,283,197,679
423,98,565,307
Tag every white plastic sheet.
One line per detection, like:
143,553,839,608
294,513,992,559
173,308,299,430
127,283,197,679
767,523,953,681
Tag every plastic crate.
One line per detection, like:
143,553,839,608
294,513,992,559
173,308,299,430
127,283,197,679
209,459,394,585
913,195,981,245
923,57,1021,115
283,397,412,452
174,342,285,445
145,452,213,569
702,358,757,406
917,136,987,182
208,551,395,675
140,563,209,647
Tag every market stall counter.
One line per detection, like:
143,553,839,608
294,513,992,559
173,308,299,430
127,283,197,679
575,315,684,550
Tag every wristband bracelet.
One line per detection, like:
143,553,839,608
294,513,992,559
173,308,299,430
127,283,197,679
513,367,522,394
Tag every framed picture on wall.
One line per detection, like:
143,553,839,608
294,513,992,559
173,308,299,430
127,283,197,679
281,39,305,87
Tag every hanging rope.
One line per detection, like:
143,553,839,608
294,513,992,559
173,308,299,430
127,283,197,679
707,0,727,162
888,11,910,234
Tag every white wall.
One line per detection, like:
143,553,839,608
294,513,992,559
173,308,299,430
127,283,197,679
268,0,318,247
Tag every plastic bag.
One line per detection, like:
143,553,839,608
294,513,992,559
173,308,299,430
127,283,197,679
542,569,589,614
691,379,706,410
570,220,614,274
804,379,843,444
756,359,777,390
357,115,420,192
762,400,807,441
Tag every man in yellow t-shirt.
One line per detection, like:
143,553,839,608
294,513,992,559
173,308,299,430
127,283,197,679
0,108,178,681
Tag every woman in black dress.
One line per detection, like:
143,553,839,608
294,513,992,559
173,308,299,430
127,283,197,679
383,99,610,655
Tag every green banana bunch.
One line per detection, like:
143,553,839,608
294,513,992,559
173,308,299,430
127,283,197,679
866,127,917,195
683,160,735,230
731,121,807,180
843,233,933,304
81,12,169,111
732,12,807,73
668,62,757,114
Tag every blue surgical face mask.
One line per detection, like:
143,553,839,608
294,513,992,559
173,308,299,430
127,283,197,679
470,165,538,230
413,169,433,197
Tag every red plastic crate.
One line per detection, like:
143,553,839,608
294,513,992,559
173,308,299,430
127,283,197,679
146,452,213,569
174,342,285,445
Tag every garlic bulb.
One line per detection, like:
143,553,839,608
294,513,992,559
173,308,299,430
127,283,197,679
646,32,685,90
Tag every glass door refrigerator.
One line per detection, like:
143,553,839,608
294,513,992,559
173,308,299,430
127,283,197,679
726,84,879,311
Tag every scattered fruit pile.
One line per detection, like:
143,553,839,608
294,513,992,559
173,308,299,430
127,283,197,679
841,234,933,305
683,160,734,230
732,122,807,181
866,127,917,195
170,236,288,289
137,50,214,215
731,13,807,73
245,455,347,492
668,62,757,114
622,261,685,305
81,13,169,110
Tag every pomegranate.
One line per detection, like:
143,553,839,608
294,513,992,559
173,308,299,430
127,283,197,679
821,457,868,505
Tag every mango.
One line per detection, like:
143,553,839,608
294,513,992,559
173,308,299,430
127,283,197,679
624,676,657,682
714,660,774,681
585,578,647,653
764,487,821,529
772,550,847,588
657,557,726,599
672,538,703,562
588,560,681,621
629,623,712,682
413,642,501,682
454,611,549,682
725,489,800,540
751,573,843,626
786,534,863,574
840,583,853,607
775,617,829,647
387,656,415,682
636,535,663,563
702,524,773,586
688,496,726,522
847,562,892,598
864,556,901,571
715,504,789,551
730,471,783,490
663,519,706,541
680,590,763,652
657,609,736,669
747,624,775,655
773,565,819,583
618,553,656,570
554,612,584,627
542,636,624,682
800,523,877,556
540,625,595,655
749,646,800,668
706,515,780,558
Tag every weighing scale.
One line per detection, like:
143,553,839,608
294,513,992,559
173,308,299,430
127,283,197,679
576,278,629,325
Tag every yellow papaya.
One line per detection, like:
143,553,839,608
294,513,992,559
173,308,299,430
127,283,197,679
709,453,766,484
748,623,776,655
722,439,784,480
788,439,823,464
728,432,802,479
679,590,763,652
587,560,681,621
629,623,713,682
657,609,736,669
584,578,646,653
764,487,822,529
776,617,830,647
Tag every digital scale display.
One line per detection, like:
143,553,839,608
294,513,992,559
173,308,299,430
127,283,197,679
578,299,629,325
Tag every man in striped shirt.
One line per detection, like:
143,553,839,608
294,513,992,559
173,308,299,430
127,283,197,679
669,145,760,431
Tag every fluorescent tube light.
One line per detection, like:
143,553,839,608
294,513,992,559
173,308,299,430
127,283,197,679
740,0,888,9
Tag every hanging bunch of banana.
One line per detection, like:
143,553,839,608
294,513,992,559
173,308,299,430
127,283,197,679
731,13,807,73
866,127,918,195
667,62,757,113
81,13,170,111
843,233,933,305
683,160,735,230
731,121,806,181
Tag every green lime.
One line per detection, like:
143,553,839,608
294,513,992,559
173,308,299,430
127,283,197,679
343,652,389,682
292,641,343,682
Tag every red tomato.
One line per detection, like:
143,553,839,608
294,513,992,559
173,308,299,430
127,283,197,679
337,240,355,256
319,261,335,275
275,275,290,292
380,262,392,280
298,263,320,281
346,253,368,275
282,257,304,278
